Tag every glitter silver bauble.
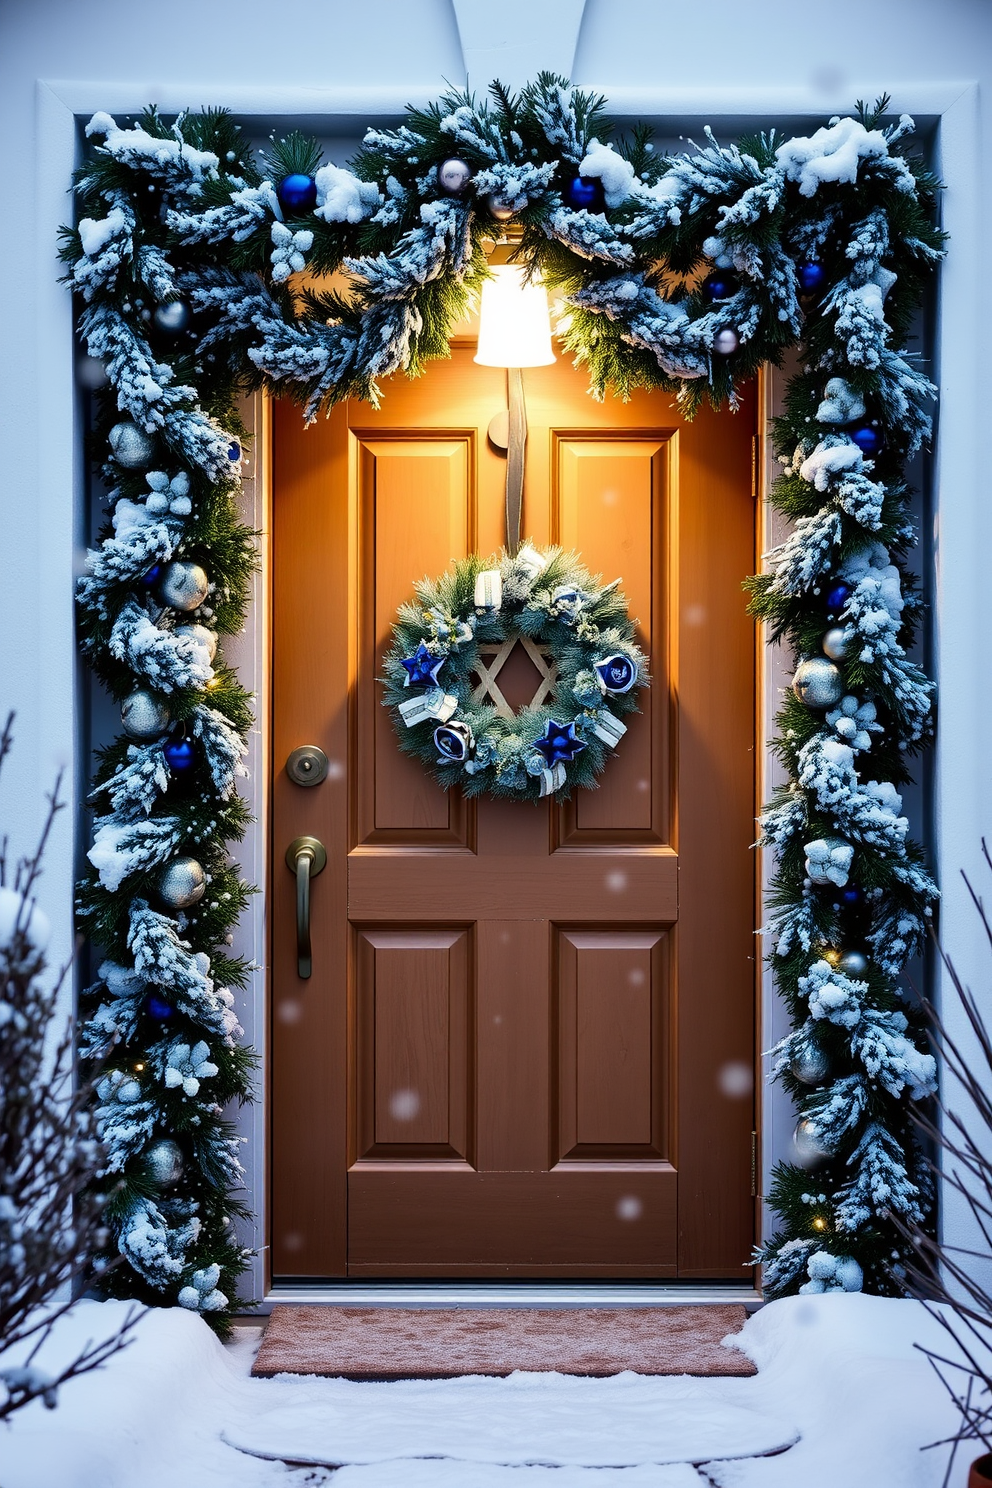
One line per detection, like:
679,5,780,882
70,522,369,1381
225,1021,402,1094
838,949,870,977
121,689,170,741
790,1046,831,1087
158,560,209,612
438,157,472,195
713,327,740,356
156,856,206,910
152,299,190,335
145,1138,183,1186
173,623,218,663
108,420,156,470
792,656,844,709
793,1117,832,1169
822,627,851,661
486,193,515,221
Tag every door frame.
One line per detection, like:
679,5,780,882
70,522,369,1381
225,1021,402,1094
44,79,966,1308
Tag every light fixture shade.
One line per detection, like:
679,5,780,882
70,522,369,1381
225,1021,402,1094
474,265,556,368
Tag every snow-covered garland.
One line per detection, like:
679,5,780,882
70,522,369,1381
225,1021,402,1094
384,545,647,801
61,78,943,1315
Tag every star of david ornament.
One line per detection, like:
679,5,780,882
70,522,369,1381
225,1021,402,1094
534,718,586,767
401,641,445,688
595,654,637,695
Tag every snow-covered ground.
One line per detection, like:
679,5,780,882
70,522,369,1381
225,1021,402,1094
0,1294,970,1487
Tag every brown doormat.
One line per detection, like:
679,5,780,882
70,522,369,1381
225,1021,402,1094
251,1304,756,1379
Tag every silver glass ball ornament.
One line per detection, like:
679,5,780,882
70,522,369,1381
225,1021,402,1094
173,623,218,663
486,193,515,222
838,949,870,977
158,560,209,612
793,1117,832,1169
108,420,156,470
792,656,845,709
152,300,190,335
713,327,740,356
121,689,170,741
438,157,472,195
823,627,851,661
156,856,206,910
790,1045,831,1086
145,1137,183,1186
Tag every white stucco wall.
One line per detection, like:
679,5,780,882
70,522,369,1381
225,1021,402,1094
1,0,988,1288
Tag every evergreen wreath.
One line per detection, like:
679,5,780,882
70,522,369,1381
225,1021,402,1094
384,544,647,801
61,76,945,1323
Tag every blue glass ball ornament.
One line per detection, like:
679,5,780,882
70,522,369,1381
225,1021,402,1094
152,300,190,336
564,174,606,213
595,654,637,695
142,563,162,587
702,271,739,302
401,642,445,688
228,441,241,463
277,172,318,214
825,581,852,613
163,737,196,773
849,422,884,457
797,261,827,294
147,994,174,1021
534,718,587,768
840,885,864,909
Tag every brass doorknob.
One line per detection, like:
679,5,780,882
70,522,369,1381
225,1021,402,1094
285,836,327,979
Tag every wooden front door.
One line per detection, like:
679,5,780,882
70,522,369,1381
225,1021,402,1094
271,345,757,1279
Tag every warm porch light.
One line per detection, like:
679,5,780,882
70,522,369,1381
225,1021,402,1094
474,265,555,368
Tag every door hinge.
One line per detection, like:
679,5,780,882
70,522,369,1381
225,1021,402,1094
751,1130,758,1198
751,435,758,501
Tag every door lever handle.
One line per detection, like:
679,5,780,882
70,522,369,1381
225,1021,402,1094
285,836,327,979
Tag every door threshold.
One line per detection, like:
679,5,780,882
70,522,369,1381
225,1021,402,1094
254,1281,763,1314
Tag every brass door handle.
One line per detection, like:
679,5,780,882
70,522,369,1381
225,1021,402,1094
285,836,326,979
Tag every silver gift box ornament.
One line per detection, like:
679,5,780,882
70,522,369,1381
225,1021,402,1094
537,761,567,797
398,688,458,727
590,710,627,748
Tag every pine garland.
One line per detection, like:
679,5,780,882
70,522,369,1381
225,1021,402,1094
61,79,944,1315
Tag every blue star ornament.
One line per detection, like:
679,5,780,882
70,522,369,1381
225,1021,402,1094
401,642,445,688
535,718,586,768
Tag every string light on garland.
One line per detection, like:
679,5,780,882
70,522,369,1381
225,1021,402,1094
64,81,943,1319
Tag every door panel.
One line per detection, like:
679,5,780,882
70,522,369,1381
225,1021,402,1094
272,344,757,1280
